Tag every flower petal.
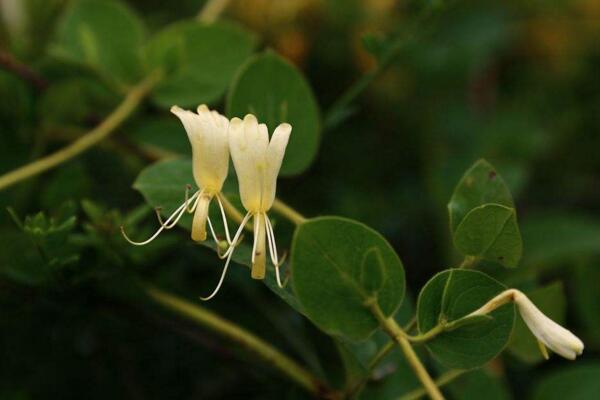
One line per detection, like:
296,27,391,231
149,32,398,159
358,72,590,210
171,105,229,193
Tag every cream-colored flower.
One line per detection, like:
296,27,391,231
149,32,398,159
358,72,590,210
201,114,291,300
513,290,584,360
122,105,233,248
467,289,584,360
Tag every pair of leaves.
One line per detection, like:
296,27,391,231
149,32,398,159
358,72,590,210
448,159,522,268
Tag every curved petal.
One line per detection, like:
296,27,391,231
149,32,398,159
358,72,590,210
171,105,229,193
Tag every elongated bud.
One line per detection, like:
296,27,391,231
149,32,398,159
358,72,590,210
468,289,584,360
513,290,584,360
192,194,211,242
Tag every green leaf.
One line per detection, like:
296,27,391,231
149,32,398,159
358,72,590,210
147,21,256,108
291,217,405,341
532,364,600,400
227,51,321,176
128,117,190,158
508,282,565,364
360,247,385,294
417,269,515,369
454,203,522,268
448,159,514,234
52,0,145,85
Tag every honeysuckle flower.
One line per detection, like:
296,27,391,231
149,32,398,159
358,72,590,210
201,114,291,300
121,104,233,248
467,289,584,360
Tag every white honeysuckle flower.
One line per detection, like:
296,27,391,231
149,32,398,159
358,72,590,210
467,289,584,360
121,104,233,249
513,290,584,360
200,114,291,301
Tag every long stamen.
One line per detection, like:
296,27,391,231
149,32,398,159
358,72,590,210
199,212,252,300
207,216,230,259
199,246,235,301
265,215,284,288
221,212,252,259
215,194,232,244
185,185,198,212
121,192,199,246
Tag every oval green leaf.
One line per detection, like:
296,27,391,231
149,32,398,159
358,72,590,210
448,159,514,234
226,51,321,176
291,217,405,341
52,0,145,85
147,21,256,108
454,203,522,268
417,269,515,369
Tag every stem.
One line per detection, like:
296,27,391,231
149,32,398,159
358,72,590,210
404,324,445,344
323,4,441,130
0,70,163,192
459,255,479,269
144,284,332,397
0,50,48,90
369,304,445,400
272,198,307,225
197,0,231,23
398,370,466,400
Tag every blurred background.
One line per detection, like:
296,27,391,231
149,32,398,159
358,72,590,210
1,0,600,399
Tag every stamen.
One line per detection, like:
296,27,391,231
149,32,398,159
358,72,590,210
215,194,232,244
199,212,252,301
199,246,235,301
185,185,197,213
265,215,285,288
207,216,230,259
121,191,200,246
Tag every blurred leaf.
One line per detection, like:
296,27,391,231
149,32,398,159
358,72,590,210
448,369,511,400
532,364,600,400
227,51,321,176
52,0,145,85
37,77,115,126
508,282,565,364
521,213,600,267
0,206,79,286
41,163,92,209
147,21,256,108
417,269,515,369
448,159,514,234
291,217,405,341
573,264,600,348
454,204,522,268
128,117,190,158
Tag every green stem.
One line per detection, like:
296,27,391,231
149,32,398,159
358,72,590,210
459,255,480,269
272,198,307,225
398,369,466,400
197,0,231,22
0,70,163,192
323,4,442,130
144,284,334,397
369,303,445,400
